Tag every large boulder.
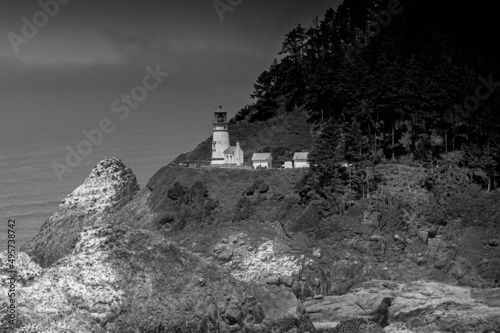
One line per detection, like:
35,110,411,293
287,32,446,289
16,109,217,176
2,225,316,333
21,157,140,268
304,280,500,332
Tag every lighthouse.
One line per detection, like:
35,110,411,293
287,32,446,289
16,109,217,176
211,106,230,165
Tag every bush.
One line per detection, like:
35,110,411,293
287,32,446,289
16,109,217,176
167,182,187,201
233,197,253,221
188,181,209,204
243,179,269,196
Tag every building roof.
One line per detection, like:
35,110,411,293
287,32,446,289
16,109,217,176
293,152,309,161
214,105,227,114
251,153,272,161
224,146,237,155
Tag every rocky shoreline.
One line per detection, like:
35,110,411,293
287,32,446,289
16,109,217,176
2,157,500,332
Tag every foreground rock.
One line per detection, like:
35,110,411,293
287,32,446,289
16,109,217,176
304,280,500,332
2,225,315,333
0,252,42,285
21,157,140,268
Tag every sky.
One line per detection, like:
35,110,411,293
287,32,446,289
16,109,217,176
0,0,340,184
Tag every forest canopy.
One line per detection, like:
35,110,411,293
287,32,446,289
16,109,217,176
234,0,500,194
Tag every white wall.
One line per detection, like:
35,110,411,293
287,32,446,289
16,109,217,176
235,147,244,166
253,161,270,169
211,126,230,164
294,161,309,168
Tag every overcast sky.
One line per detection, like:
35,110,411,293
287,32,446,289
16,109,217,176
0,0,340,138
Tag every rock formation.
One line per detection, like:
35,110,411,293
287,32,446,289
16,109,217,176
0,252,42,285
21,157,140,268
14,156,500,332
2,225,315,333
304,280,500,332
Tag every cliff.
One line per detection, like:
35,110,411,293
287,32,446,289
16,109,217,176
10,155,500,332
21,157,140,268
108,162,500,331
4,158,316,333
2,225,315,333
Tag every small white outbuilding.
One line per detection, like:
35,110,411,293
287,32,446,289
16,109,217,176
252,153,272,169
293,152,310,168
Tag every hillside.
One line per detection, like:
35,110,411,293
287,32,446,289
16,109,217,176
172,109,313,167
108,162,500,292
11,155,500,332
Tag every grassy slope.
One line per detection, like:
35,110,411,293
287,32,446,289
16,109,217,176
172,109,313,166
144,163,500,291
147,166,308,218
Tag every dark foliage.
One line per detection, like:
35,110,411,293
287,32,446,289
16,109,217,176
243,179,270,196
231,0,500,196
167,182,187,201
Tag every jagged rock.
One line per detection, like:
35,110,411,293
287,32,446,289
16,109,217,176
21,157,140,268
0,251,42,285
304,280,500,332
215,235,301,286
417,230,429,244
213,240,235,263
2,225,316,333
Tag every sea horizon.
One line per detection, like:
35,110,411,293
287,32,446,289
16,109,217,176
0,121,200,252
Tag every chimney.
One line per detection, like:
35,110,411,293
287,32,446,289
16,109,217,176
236,141,240,147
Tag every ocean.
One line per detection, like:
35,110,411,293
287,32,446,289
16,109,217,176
0,117,207,252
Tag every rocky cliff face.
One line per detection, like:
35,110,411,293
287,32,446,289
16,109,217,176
304,280,500,332
118,165,499,295
2,225,315,333
7,157,317,333
106,164,500,332
15,157,500,332
21,157,140,268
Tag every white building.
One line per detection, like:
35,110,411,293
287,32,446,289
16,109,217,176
252,153,272,169
210,106,245,166
211,106,230,165
224,142,244,166
293,152,309,168
283,161,293,169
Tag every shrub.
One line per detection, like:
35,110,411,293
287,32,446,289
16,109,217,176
188,181,209,204
233,197,253,221
243,179,269,196
167,182,187,201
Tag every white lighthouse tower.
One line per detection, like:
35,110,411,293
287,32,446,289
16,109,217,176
211,106,230,165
